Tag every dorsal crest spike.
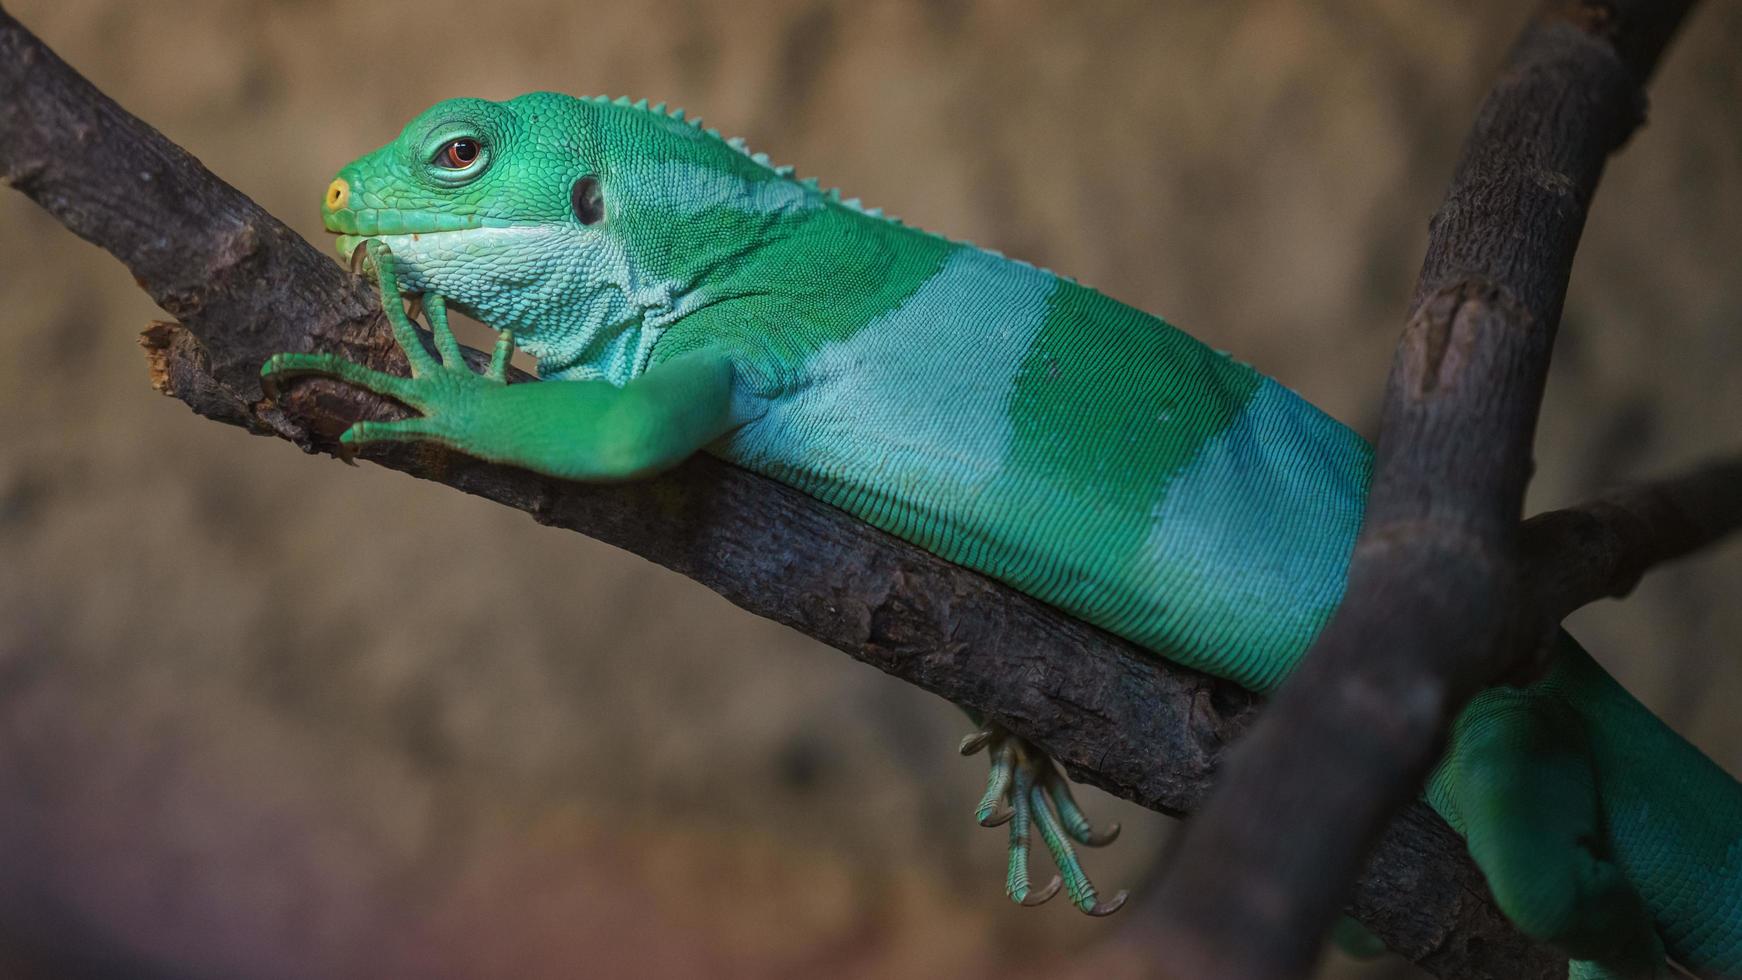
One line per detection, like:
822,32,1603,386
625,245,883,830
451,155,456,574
670,107,686,121
632,98,649,110
775,165,796,177
612,95,632,107
651,101,667,114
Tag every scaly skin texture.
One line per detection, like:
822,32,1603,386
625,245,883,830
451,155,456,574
264,93,1742,978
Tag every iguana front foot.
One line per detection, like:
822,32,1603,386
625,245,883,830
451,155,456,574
260,240,515,462
960,723,1128,915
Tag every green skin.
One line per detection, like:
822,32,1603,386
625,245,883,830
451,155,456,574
264,93,1742,977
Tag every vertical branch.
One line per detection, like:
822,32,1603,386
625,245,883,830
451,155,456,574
1145,3,1701,977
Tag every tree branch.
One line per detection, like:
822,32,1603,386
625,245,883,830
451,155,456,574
1147,2,1709,977
1,5,1733,979
1523,457,1742,625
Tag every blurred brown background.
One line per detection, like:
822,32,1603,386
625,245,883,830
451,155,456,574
1,2,1738,978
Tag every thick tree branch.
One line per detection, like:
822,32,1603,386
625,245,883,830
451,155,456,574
1,5,1734,979
1148,2,1707,978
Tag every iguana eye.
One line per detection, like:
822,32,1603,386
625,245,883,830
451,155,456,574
435,138,481,169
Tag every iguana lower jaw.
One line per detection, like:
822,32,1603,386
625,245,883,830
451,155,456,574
328,223,572,271
324,208,514,243
327,222,530,272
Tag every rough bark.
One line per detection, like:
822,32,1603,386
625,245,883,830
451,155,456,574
1147,3,1708,978
1523,457,1742,626
1,3,1734,979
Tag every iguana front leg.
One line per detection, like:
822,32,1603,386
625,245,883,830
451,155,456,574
961,720,1128,915
261,241,737,479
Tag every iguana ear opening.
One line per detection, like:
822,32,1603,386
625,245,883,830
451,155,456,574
571,176,605,225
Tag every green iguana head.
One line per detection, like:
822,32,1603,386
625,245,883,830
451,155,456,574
321,92,822,381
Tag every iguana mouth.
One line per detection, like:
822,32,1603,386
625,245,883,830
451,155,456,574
324,208,517,263
323,208,513,238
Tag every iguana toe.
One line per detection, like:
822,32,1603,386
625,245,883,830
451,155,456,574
962,721,1127,915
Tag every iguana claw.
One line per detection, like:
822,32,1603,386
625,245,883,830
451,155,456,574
958,729,997,756
1020,875,1063,906
1080,892,1128,917
961,721,1128,915
978,805,1015,828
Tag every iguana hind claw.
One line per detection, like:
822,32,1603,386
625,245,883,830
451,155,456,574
961,722,1128,915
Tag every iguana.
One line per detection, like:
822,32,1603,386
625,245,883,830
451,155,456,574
261,93,1742,979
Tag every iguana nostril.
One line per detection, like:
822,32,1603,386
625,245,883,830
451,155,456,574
325,178,349,211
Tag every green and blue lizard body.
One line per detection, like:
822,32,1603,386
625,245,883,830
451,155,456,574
264,93,1742,978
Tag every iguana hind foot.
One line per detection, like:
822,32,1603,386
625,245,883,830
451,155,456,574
961,723,1127,916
